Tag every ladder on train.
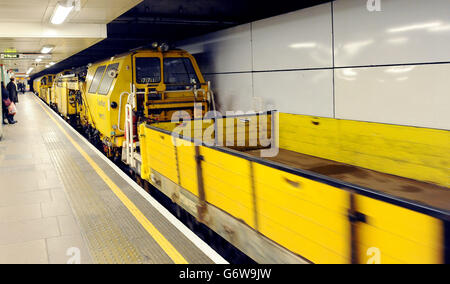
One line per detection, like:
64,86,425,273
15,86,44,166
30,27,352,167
124,84,137,169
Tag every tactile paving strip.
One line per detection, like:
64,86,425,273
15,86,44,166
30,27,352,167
33,92,217,264
42,128,172,264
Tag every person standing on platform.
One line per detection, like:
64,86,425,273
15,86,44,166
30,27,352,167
7,77,18,104
17,82,22,94
19,82,25,93
1,82,16,124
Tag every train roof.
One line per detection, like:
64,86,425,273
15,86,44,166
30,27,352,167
87,48,192,68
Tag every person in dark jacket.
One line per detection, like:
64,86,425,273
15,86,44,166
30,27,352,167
18,82,25,93
1,82,16,124
7,78,18,104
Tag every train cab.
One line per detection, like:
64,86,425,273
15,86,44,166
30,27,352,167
83,46,211,157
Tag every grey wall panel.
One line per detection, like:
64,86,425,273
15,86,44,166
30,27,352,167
334,0,450,67
177,0,449,129
178,24,253,74
204,73,254,113
253,69,334,117
335,64,450,130
252,3,333,71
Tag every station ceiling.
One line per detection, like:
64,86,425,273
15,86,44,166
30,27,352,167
32,0,331,79
0,0,141,77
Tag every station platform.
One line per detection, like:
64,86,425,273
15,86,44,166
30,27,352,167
0,93,228,264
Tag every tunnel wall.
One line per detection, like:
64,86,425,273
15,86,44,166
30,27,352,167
177,0,450,131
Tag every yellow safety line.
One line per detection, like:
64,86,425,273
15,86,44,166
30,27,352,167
37,99,188,264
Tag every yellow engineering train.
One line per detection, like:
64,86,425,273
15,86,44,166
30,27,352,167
34,45,450,264
44,47,210,159
51,69,84,125
34,74,55,104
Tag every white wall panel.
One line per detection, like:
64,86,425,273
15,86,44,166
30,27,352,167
177,24,252,74
177,1,449,129
253,70,334,117
205,73,254,113
335,64,450,130
334,0,450,67
252,3,333,71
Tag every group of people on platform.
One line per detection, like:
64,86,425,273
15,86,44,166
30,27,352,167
17,82,26,93
1,78,19,125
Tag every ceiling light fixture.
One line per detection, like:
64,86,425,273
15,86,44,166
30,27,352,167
51,1,75,25
27,67,34,75
49,62,56,66
41,45,55,54
35,58,42,63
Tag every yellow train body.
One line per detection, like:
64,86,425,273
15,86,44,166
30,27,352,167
52,70,81,119
33,78,41,97
34,74,55,104
139,112,450,264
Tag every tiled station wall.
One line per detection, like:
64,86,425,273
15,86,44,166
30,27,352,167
177,0,450,130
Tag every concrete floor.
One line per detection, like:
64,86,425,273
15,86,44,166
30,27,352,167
0,94,91,264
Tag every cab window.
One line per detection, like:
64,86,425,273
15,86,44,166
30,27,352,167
135,58,161,84
89,65,106,93
98,63,119,95
163,58,199,91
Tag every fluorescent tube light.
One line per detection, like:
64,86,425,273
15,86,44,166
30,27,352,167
27,68,34,75
51,1,74,25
